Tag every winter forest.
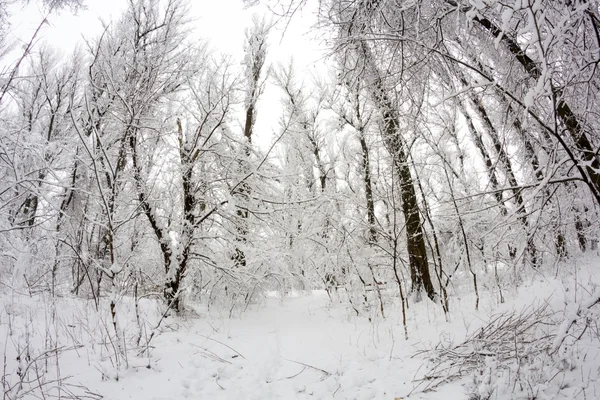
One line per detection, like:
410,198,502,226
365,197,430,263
1,0,600,398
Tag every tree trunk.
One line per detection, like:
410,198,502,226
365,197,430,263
358,42,437,301
473,15,600,205
359,133,377,244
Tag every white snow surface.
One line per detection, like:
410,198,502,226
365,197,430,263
2,258,600,399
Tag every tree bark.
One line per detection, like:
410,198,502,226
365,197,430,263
472,15,600,205
358,42,437,301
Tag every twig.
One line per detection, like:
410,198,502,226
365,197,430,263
195,334,245,359
189,343,232,364
280,356,331,377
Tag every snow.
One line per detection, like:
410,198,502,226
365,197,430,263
2,258,600,399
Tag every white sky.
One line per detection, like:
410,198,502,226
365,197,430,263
5,0,331,150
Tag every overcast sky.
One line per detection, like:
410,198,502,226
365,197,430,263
8,0,325,60
6,0,330,149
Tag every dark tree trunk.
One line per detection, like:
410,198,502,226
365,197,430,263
471,97,538,266
473,15,600,205
358,42,437,301
358,132,377,244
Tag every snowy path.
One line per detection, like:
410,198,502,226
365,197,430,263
8,270,597,400
91,292,455,400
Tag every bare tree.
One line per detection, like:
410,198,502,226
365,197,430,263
232,15,271,268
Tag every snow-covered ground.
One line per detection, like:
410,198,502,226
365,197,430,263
2,257,600,399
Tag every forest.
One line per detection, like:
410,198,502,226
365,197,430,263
1,0,600,399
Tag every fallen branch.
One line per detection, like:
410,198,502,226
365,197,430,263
410,304,553,395
550,290,600,355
